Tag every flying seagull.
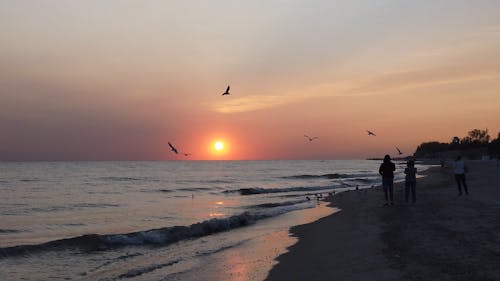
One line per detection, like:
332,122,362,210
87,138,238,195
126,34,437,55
304,134,319,141
182,153,191,157
222,85,230,96
366,130,376,136
396,147,403,155
168,142,178,154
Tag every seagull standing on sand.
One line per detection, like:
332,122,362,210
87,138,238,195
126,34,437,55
367,130,376,136
168,142,178,154
222,85,230,96
304,135,319,142
396,147,403,155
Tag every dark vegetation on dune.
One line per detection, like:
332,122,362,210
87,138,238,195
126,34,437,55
414,129,500,159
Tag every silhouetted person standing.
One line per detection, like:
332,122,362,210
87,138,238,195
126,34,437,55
453,156,468,195
404,159,417,203
379,155,396,205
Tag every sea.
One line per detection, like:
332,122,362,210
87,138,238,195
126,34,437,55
0,160,426,281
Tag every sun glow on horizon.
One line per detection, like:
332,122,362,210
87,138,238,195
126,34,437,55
208,138,232,159
214,141,224,151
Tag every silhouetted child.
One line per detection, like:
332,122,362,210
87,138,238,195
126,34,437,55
404,160,417,203
453,156,469,195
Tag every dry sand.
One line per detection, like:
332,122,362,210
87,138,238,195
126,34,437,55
266,161,500,281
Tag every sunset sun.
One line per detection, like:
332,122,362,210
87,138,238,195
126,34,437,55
208,138,231,158
214,141,224,151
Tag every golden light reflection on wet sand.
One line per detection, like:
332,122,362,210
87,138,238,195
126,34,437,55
199,204,337,281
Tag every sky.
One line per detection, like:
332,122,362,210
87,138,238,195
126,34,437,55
1,0,500,160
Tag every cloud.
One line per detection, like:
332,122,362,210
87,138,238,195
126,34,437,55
212,57,500,114
347,62,500,96
211,94,305,114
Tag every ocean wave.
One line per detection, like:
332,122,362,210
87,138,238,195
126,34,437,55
90,252,143,273
281,173,378,181
5,203,121,215
0,229,22,234
247,199,307,209
350,178,376,183
99,176,145,182
72,203,120,209
338,177,377,187
281,173,349,179
176,187,214,192
19,178,39,182
231,185,338,195
0,202,314,258
205,180,234,184
118,259,181,279
157,189,175,193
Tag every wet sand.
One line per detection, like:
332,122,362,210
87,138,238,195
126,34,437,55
266,161,500,281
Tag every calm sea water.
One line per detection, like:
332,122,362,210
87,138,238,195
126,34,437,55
0,160,421,281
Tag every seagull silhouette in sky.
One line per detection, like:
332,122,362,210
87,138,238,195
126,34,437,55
396,147,403,155
366,130,376,136
304,134,319,142
222,85,230,96
168,142,178,154
182,153,191,157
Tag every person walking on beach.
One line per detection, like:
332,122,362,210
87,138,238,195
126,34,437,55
404,159,417,203
453,156,469,195
379,155,396,206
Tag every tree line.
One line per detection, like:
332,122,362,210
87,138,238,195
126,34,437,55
414,129,500,159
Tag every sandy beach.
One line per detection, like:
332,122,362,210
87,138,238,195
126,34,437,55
266,160,500,281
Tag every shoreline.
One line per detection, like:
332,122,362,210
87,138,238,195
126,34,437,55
265,160,500,281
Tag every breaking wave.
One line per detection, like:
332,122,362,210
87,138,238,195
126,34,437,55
232,185,338,195
247,199,307,209
0,201,314,258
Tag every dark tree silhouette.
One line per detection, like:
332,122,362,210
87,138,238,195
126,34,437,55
489,133,500,158
467,128,490,144
413,129,498,158
450,136,461,149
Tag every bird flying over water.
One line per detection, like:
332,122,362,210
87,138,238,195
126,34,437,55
366,130,376,136
304,134,319,141
396,147,403,155
222,85,230,96
168,142,178,154
182,153,191,157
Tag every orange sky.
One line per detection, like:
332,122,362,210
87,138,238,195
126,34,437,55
1,1,499,160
